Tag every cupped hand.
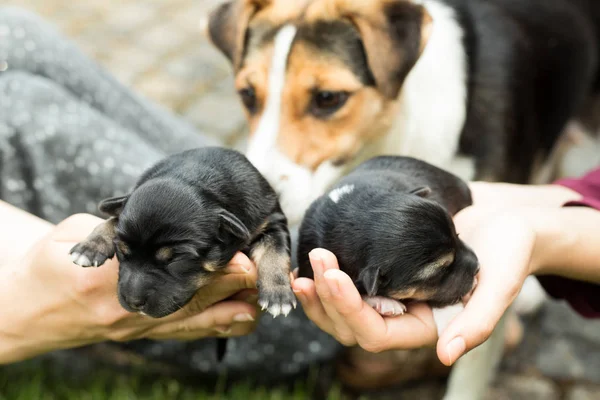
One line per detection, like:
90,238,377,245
0,214,259,363
292,249,438,354
436,205,536,365
292,207,538,366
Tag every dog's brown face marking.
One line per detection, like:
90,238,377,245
389,287,434,302
116,238,131,257
203,261,221,272
209,0,432,223
155,247,174,262
417,251,455,280
210,0,432,169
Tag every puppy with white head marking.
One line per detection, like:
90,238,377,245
208,0,600,227
297,156,479,324
70,147,296,321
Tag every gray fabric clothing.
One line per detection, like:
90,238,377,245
0,7,340,382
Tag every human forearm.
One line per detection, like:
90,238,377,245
469,182,582,208
528,207,600,283
0,201,53,264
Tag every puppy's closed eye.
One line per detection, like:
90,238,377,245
156,247,174,262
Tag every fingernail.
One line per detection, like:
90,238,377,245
446,337,466,365
215,326,232,335
233,313,254,322
325,271,340,296
309,251,324,277
236,264,251,274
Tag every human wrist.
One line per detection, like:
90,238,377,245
525,208,577,277
469,182,582,208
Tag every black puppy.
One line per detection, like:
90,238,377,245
297,156,479,315
70,147,296,319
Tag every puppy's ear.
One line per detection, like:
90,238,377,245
306,0,432,98
218,209,251,243
98,195,129,217
358,267,380,297
409,186,432,198
208,0,270,70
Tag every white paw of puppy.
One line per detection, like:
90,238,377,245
69,241,113,268
363,296,407,317
258,285,298,318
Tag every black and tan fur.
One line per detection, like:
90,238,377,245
70,147,295,320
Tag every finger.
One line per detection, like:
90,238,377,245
229,288,259,304
147,300,258,340
224,252,256,275
310,249,357,344
436,272,521,366
322,269,437,352
438,217,533,366
292,277,336,336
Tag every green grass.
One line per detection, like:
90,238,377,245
0,360,345,400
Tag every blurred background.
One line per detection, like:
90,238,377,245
1,1,600,400
2,0,247,149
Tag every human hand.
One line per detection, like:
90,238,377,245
292,182,585,366
292,249,439,353
435,206,536,365
292,212,535,365
0,214,259,364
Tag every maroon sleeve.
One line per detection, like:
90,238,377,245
535,167,600,319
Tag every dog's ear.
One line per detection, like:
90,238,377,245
208,0,270,70
307,0,432,98
358,266,380,297
218,209,251,243
409,186,432,198
98,195,129,217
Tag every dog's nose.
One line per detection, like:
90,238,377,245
126,295,147,310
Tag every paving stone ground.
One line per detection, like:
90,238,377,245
3,2,600,399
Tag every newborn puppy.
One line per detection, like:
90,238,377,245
70,147,296,319
297,156,479,318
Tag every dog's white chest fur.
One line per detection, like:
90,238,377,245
381,0,474,182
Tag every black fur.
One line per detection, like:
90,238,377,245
297,156,479,308
450,0,600,182
70,147,294,319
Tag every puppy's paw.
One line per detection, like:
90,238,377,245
258,284,297,318
69,240,114,268
363,296,407,317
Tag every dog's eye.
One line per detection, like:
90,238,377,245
238,87,257,114
311,91,349,118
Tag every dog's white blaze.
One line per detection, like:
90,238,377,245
383,0,474,181
245,24,344,225
246,24,296,173
328,184,355,203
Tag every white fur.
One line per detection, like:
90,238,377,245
328,184,355,203
382,0,473,181
432,304,464,336
245,24,344,225
244,12,534,400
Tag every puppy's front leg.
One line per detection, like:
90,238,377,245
249,212,296,318
70,218,117,268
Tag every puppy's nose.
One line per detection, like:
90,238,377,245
125,295,147,310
